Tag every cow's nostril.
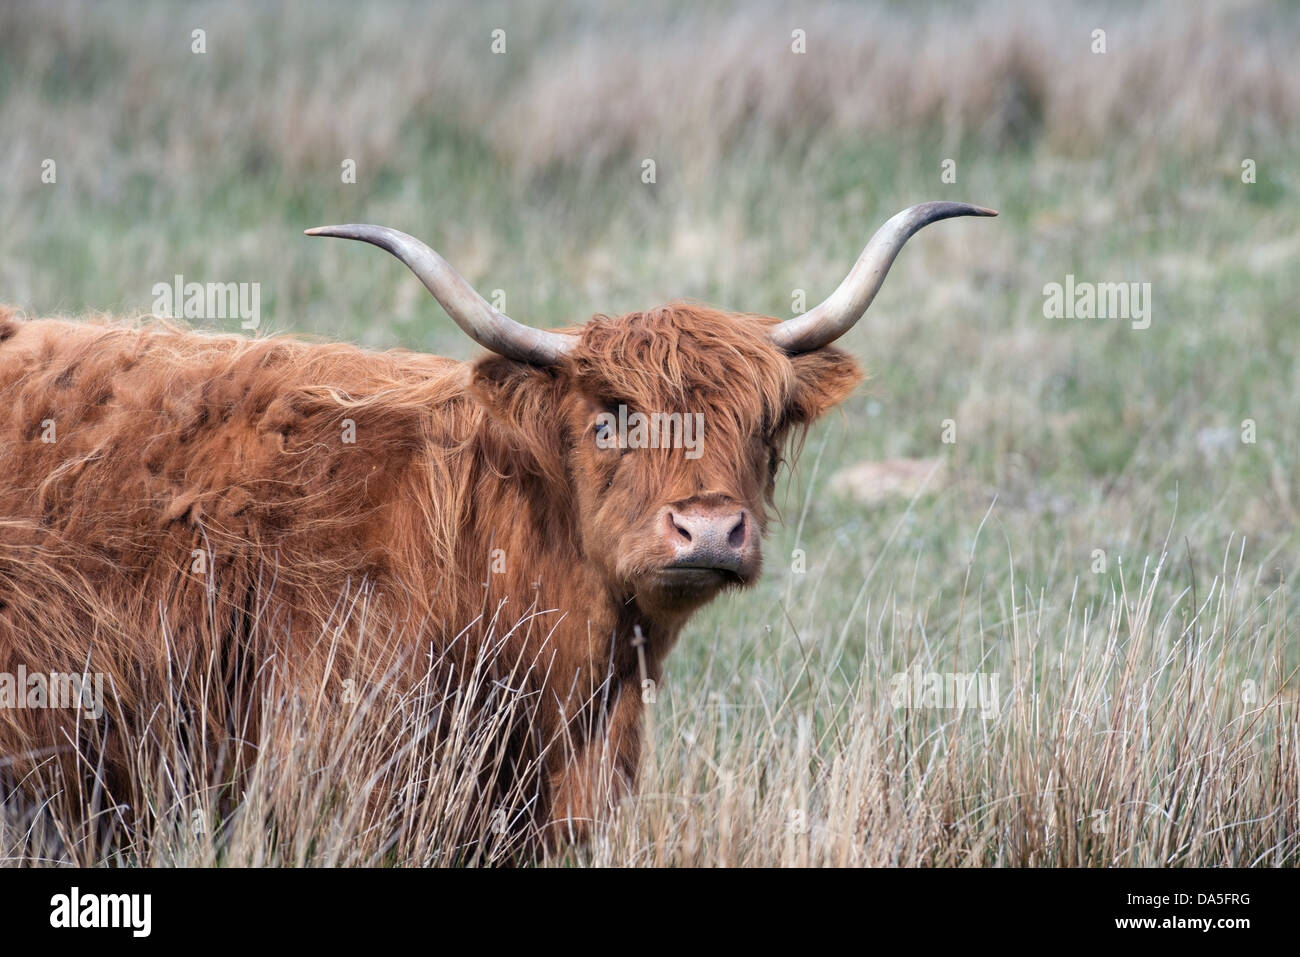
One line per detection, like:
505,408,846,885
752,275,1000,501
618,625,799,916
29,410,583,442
669,513,692,543
727,512,746,550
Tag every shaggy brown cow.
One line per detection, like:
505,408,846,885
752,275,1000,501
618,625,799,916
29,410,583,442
0,201,993,850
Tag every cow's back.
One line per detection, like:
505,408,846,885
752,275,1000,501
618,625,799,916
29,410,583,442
0,310,479,788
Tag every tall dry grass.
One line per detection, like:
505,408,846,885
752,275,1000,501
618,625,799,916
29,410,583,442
2,596,566,867
487,1,1299,182
4,540,1294,867
599,546,1298,866
2,0,1296,197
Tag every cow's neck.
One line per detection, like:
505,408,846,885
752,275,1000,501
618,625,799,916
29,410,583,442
463,494,686,684
447,408,702,690
610,599,690,682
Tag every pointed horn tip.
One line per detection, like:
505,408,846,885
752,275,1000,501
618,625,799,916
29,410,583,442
304,225,364,237
944,204,997,217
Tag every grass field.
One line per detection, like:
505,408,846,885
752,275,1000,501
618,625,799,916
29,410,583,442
2,0,1298,865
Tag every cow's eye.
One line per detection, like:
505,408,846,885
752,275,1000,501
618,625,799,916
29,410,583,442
594,421,612,444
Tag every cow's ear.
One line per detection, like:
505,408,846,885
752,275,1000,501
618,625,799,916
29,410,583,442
469,354,567,460
784,345,864,425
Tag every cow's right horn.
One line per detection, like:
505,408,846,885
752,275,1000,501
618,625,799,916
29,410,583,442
306,224,578,366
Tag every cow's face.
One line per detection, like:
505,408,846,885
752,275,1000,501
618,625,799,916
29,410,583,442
309,204,992,613
471,305,861,615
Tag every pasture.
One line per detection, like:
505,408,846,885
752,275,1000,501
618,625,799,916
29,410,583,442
1,0,1297,865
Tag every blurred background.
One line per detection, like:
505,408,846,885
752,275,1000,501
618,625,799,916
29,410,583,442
2,0,1297,693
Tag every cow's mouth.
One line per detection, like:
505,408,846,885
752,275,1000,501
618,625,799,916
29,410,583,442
654,565,746,590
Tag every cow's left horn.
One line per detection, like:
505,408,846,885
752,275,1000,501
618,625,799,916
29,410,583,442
305,224,578,365
769,202,997,354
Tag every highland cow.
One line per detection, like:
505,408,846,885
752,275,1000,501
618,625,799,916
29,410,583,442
0,202,994,848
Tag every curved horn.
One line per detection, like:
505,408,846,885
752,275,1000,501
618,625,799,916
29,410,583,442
305,224,578,365
770,202,997,354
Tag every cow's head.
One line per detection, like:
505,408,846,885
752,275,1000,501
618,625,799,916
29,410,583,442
307,203,995,616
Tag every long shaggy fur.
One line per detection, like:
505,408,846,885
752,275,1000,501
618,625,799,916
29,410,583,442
0,302,861,843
